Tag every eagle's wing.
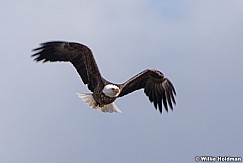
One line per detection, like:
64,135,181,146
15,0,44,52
32,41,103,92
118,69,176,113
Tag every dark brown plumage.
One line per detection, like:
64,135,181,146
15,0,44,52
32,41,104,92
118,69,176,112
32,41,176,113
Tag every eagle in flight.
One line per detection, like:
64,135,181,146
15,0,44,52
32,41,176,113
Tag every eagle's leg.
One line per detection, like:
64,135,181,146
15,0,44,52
94,102,104,108
99,104,104,107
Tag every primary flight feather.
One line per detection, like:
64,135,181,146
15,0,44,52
32,41,176,113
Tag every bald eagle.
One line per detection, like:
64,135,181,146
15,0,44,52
32,41,176,113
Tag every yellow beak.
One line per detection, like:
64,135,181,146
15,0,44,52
114,88,120,94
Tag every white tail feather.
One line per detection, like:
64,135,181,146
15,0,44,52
76,93,122,113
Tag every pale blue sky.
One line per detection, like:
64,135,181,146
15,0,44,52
1,0,243,162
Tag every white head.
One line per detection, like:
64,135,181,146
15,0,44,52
102,84,120,97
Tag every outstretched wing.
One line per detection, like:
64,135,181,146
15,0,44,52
118,69,176,113
31,41,103,92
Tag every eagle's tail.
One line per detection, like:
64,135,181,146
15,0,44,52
76,93,122,113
